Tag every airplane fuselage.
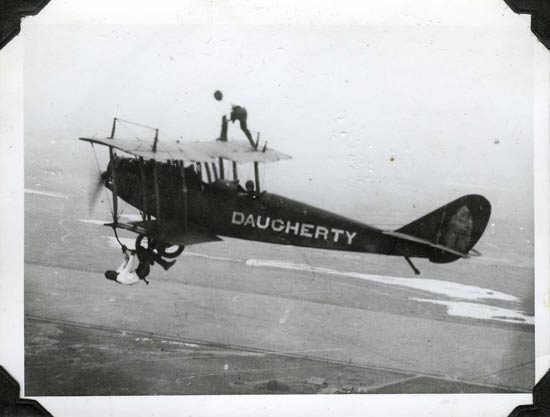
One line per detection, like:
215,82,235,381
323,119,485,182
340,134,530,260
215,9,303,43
108,158,433,259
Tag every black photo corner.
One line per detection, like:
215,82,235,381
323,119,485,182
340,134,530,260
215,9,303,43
0,367,52,417
0,0,549,416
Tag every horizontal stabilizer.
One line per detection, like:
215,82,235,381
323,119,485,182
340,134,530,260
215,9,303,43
384,231,469,258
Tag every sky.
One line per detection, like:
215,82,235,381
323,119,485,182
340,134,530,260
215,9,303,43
24,24,534,226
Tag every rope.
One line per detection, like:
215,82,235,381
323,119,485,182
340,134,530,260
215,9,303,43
120,123,145,141
111,225,125,249
261,162,266,190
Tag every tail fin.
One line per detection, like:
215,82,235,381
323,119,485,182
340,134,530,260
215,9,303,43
395,194,491,263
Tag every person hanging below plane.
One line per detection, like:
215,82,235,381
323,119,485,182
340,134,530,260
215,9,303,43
104,245,140,285
135,245,152,284
134,240,177,284
214,90,256,149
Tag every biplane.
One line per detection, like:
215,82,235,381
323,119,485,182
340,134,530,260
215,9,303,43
80,116,491,279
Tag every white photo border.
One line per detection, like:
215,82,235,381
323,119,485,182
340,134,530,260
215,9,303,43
1,1,548,416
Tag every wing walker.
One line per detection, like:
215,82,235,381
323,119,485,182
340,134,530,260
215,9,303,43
80,91,491,285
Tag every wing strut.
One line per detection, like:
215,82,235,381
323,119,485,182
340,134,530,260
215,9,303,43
147,125,161,221
218,158,225,179
109,147,119,222
204,163,212,182
153,162,161,221
211,163,218,180
138,156,148,221
179,160,188,231
108,117,119,222
254,161,260,193
152,128,159,152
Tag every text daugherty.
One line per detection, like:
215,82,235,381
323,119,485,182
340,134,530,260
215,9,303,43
231,211,357,245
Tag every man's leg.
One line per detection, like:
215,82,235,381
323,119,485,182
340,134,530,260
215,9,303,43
239,119,256,148
219,115,228,142
136,257,151,284
152,252,176,270
136,250,151,275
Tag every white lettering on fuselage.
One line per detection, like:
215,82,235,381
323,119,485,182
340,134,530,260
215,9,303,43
231,211,357,245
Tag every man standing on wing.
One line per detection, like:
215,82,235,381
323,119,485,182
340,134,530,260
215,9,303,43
214,90,256,149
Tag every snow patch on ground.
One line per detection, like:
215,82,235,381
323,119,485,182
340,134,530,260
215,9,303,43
245,259,518,302
78,218,108,225
410,298,534,325
25,188,68,199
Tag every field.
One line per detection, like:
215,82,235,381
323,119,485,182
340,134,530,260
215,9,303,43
24,177,534,395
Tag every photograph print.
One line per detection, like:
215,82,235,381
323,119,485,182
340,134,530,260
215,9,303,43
24,23,535,396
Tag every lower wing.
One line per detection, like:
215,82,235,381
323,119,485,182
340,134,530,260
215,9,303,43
107,220,222,247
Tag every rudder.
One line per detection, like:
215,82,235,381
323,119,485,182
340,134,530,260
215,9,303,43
395,194,491,263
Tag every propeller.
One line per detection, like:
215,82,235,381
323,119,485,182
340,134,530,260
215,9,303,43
88,169,107,216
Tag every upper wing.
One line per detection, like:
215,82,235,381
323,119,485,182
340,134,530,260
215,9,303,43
79,137,292,164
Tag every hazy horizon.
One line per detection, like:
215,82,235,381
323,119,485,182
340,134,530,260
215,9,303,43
25,24,533,232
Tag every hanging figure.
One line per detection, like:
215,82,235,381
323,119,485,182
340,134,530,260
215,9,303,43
135,245,152,284
214,90,256,148
105,245,140,285
117,245,130,273
134,239,177,285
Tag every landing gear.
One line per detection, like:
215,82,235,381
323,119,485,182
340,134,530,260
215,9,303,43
135,234,185,259
157,243,185,259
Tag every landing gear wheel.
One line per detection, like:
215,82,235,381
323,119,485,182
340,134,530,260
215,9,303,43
135,234,149,251
135,234,184,258
158,245,185,259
